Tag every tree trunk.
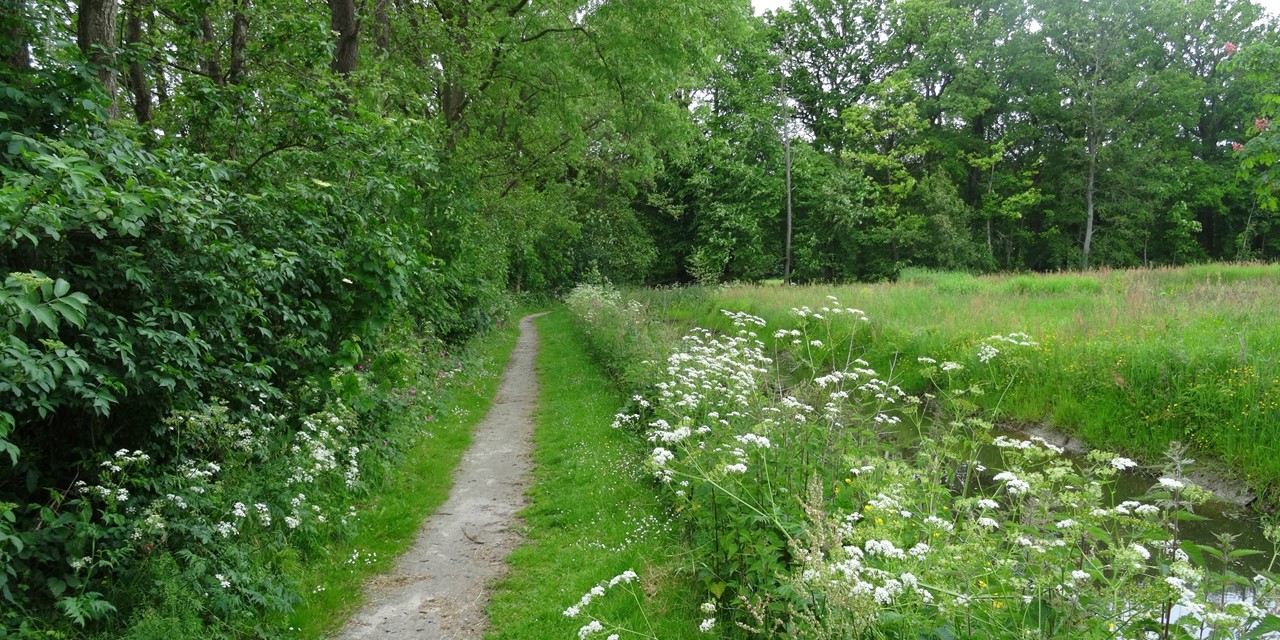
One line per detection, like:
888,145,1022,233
985,164,995,262
374,0,389,54
329,0,358,75
784,103,793,284
124,0,150,123
441,80,466,148
986,216,993,259
1083,136,1097,270
1082,78,1099,270
2,0,30,75
78,0,119,117
148,9,167,105
228,0,248,84
200,13,224,84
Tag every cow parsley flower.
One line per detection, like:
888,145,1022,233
993,471,1031,495
578,620,604,638
1110,457,1138,471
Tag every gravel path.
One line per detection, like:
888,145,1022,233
334,313,546,639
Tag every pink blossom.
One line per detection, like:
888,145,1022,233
1224,42,1238,54
1257,118,1271,132
1232,142,1245,152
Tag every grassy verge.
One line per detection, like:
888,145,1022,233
632,263,1280,498
486,310,703,640
558,281,1280,639
269,315,524,638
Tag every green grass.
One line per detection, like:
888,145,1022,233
268,316,524,638
486,310,702,640
630,263,1280,499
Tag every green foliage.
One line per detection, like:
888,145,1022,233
7,0,1280,632
1233,40,1280,253
566,283,1280,639
0,23,516,636
755,0,1280,274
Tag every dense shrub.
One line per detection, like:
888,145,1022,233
0,109,510,635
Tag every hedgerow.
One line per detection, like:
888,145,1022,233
1,111,510,636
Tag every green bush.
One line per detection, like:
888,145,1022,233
0,111,510,635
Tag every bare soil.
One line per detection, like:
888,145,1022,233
334,313,547,639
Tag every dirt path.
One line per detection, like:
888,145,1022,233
335,313,546,640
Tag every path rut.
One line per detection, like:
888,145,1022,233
335,313,546,639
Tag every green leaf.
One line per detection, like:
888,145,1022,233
1085,524,1113,545
1229,548,1265,559
1244,614,1280,639
30,305,57,332
0,444,14,466
47,576,66,597
1194,543,1225,560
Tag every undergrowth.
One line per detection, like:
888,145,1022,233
2,312,520,639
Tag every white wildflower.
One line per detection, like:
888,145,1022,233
578,620,604,639
1110,457,1138,471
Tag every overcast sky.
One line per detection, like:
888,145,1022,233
752,0,1280,17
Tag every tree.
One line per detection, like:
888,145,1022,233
1,0,30,74
78,0,119,116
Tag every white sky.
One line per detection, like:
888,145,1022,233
752,0,1280,17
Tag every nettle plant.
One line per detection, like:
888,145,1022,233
565,287,1280,639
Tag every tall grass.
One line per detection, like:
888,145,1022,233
631,264,1280,499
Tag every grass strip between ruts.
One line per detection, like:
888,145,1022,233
486,310,704,640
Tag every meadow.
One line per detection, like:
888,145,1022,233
630,264,1280,501
558,265,1280,639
